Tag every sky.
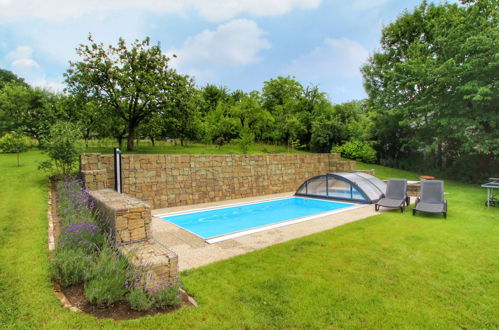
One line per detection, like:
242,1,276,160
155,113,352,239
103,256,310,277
0,0,443,103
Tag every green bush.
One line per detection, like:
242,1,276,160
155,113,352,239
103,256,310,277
84,246,133,306
153,284,181,308
127,289,154,311
52,247,93,288
39,122,83,177
332,140,377,163
0,132,30,166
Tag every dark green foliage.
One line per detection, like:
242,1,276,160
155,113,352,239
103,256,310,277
127,289,154,311
84,245,133,306
0,69,27,89
362,0,498,181
0,84,60,141
52,247,93,288
332,140,377,163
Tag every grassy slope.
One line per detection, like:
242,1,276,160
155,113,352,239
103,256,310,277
83,140,306,154
0,151,497,329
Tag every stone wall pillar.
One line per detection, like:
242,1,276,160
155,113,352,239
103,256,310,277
88,189,179,287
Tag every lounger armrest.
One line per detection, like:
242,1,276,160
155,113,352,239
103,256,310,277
444,199,447,212
415,197,420,206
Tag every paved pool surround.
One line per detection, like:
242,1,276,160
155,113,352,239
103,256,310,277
81,153,356,209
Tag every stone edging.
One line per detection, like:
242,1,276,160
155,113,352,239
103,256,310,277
47,184,81,312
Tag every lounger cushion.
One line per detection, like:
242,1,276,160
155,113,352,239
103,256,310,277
377,197,404,208
414,202,445,213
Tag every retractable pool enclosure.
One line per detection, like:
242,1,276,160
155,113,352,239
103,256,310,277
295,172,387,204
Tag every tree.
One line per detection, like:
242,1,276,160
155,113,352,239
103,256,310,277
65,35,186,151
39,122,83,177
0,132,30,166
0,69,27,90
362,0,498,179
0,83,60,142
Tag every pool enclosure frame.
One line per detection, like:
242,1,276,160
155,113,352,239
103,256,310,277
295,172,386,204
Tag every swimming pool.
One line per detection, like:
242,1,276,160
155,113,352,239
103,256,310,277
160,197,356,243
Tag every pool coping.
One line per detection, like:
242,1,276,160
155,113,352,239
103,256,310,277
151,192,381,271
156,196,366,244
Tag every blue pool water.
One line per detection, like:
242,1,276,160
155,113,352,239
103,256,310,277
161,197,353,239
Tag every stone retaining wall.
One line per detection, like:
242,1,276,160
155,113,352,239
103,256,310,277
81,153,356,209
88,189,178,287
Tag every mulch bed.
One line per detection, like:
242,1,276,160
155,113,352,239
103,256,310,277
50,180,195,320
62,285,193,320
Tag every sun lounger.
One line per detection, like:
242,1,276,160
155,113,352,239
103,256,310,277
375,179,409,213
413,180,447,218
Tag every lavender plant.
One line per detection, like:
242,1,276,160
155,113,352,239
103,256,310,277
52,247,93,287
84,245,135,306
59,222,106,252
57,178,95,226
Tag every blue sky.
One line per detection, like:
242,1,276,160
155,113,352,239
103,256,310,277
0,0,440,103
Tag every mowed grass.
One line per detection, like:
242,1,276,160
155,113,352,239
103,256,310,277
0,150,497,328
84,140,306,154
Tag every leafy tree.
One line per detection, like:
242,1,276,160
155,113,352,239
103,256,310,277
310,100,372,152
230,91,273,141
261,76,305,145
0,69,27,89
0,83,60,142
160,75,201,146
65,35,188,151
0,132,30,166
39,122,83,177
362,0,498,179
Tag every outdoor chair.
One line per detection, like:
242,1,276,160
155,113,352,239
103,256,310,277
413,180,447,218
375,179,409,213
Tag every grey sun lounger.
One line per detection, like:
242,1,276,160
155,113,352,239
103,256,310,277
375,179,409,213
413,180,447,218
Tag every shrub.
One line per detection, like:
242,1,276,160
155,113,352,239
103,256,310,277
39,122,83,177
56,179,95,226
153,284,181,308
59,222,106,252
84,246,133,306
127,289,154,311
332,140,377,163
0,132,30,166
234,128,254,154
52,247,93,287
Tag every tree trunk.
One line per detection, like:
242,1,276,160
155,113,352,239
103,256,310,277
117,136,123,149
150,136,155,146
127,125,136,151
17,153,20,167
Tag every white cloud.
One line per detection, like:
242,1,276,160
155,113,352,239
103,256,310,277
285,37,369,79
3,45,64,92
5,45,33,62
168,19,270,68
0,0,321,22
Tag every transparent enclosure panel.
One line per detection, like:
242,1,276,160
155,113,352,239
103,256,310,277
351,187,364,200
296,184,307,194
306,176,327,196
327,178,352,199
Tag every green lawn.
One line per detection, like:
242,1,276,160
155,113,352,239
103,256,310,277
83,139,306,154
1,150,497,328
